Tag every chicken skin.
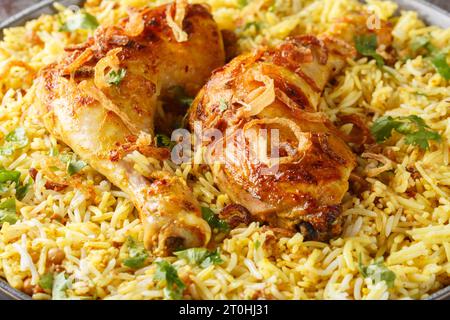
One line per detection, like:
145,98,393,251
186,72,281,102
189,31,381,240
35,2,225,255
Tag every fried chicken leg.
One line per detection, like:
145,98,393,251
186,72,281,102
35,2,225,255
189,17,391,240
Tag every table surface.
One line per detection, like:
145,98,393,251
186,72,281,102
0,0,449,21
0,0,449,301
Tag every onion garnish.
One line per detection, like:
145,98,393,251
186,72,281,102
94,48,122,90
166,0,189,43
242,117,311,166
237,68,276,118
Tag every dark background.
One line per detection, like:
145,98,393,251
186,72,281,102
0,0,449,21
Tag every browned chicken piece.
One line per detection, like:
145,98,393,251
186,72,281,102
35,2,225,255
189,16,393,241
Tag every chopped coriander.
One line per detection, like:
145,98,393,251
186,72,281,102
218,98,229,112
358,255,396,288
0,198,18,225
408,36,450,80
52,272,70,300
67,160,87,176
243,21,261,32
154,260,186,300
201,207,230,233
354,34,384,67
168,86,194,107
0,168,33,200
60,11,99,32
431,52,450,80
155,134,176,150
371,115,441,150
122,237,148,269
0,168,20,192
174,248,223,268
410,36,431,53
49,146,59,157
59,153,72,164
238,0,248,7
0,127,28,155
39,273,54,290
107,68,127,86
15,180,32,201
180,96,194,107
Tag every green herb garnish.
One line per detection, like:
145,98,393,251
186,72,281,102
16,180,32,201
371,115,441,150
354,34,384,67
60,11,99,32
243,22,261,32
218,99,229,112
0,168,20,192
0,198,18,225
0,127,29,156
0,168,32,200
168,86,194,107
67,160,87,176
409,36,450,80
122,237,149,269
410,36,432,53
52,272,70,300
174,248,223,268
154,260,186,300
107,68,127,86
431,52,450,80
49,146,59,157
358,255,396,288
39,273,54,290
155,134,176,150
238,0,248,7
201,207,230,233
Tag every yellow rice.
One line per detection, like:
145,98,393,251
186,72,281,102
0,0,449,300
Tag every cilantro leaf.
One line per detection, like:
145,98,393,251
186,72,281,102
199,249,223,268
431,52,450,80
49,146,59,157
410,36,431,53
122,237,148,269
0,168,20,192
0,168,33,200
107,68,126,86
218,99,229,112
60,12,99,32
358,255,396,288
201,207,230,233
39,273,54,290
154,260,186,300
0,198,18,225
167,86,194,107
52,272,70,300
408,36,450,80
0,127,29,155
155,134,176,150
371,115,441,150
174,248,223,268
238,0,248,7
67,160,87,176
243,22,261,32
16,180,32,201
354,34,384,67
